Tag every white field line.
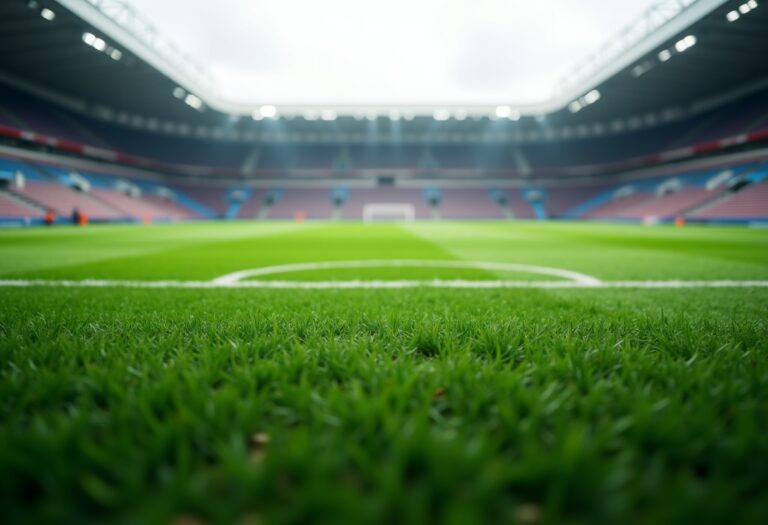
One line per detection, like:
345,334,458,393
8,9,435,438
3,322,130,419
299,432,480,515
212,260,604,285
1,279,768,289
2,260,765,290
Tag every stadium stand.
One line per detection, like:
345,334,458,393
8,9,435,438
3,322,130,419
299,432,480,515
582,191,655,220
8,180,122,220
267,189,336,220
502,190,537,219
691,180,768,220
170,184,232,218
0,0,767,225
0,190,40,219
3,78,768,175
141,194,200,220
614,187,725,219
543,184,614,217
439,189,505,219
236,189,269,219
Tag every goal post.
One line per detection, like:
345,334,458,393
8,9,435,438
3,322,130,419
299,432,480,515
363,203,416,222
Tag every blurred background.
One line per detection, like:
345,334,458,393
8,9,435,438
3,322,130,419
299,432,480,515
0,0,766,226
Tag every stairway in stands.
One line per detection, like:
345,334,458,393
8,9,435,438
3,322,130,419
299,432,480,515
0,187,44,217
685,190,737,217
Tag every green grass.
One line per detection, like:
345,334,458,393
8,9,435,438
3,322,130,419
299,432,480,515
1,221,767,524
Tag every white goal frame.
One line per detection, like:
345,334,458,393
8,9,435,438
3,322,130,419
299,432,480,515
363,203,416,222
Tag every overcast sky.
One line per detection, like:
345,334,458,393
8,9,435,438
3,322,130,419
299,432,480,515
121,0,658,106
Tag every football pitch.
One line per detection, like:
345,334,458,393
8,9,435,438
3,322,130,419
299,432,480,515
1,221,767,524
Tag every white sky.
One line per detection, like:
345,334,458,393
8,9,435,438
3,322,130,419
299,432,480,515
122,0,658,106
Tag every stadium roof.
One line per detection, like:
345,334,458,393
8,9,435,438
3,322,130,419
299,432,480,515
0,0,767,137
115,0,663,109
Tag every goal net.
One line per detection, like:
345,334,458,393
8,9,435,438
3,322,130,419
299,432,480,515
363,203,416,222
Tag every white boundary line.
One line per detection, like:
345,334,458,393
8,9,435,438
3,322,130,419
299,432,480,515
2,260,766,289
1,279,767,289
212,260,604,285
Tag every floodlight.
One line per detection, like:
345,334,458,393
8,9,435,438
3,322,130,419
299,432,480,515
259,105,277,118
82,32,96,45
568,101,582,113
584,89,601,104
320,109,337,121
674,35,696,53
495,105,512,118
40,8,55,21
110,49,122,61
726,10,740,21
173,87,185,99
658,49,672,62
433,110,450,121
93,38,106,51
184,94,203,110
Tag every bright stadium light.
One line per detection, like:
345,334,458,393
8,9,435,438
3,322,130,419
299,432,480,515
184,93,203,110
584,89,601,104
93,37,107,51
658,49,672,62
40,8,55,21
730,1,758,20
110,48,122,61
568,101,582,113
495,105,512,118
259,105,277,118
509,109,521,121
82,32,96,46
320,109,337,121
433,109,451,121
674,35,696,53
173,87,186,99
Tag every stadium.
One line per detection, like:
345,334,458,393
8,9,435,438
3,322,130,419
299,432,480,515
0,0,767,522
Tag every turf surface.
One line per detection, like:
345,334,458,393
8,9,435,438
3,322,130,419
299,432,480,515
1,221,767,524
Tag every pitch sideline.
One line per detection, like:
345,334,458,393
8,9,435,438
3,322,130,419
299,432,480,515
1,279,768,289
1,260,767,289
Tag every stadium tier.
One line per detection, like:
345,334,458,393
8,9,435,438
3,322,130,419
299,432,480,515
438,189,506,219
3,150,766,224
267,188,338,219
3,78,768,175
691,179,768,220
